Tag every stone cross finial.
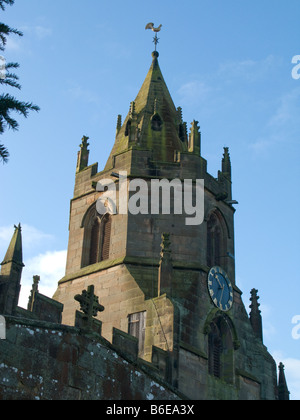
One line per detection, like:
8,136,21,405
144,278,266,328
74,285,104,328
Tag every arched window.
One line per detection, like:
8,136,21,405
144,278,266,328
89,218,101,265
151,113,163,131
208,321,222,378
207,211,227,269
81,206,112,268
208,314,234,383
125,120,131,137
100,214,112,261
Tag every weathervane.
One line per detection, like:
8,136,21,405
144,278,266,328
145,22,162,52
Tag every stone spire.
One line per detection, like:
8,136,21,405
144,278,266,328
278,363,290,400
0,224,24,315
249,289,263,342
104,51,188,169
1,224,24,276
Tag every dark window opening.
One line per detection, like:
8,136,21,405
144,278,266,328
125,120,131,137
83,211,112,268
101,215,112,261
151,114,163,132
207,315,234,383
178,123,186,142
89,218,101,265
208,322,222,378
128,311,146,354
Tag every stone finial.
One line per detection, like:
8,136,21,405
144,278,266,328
177,107,183,123
249,288,263,342
1,223,24,269
75,285,104,330
27,275,40,311
222,147,231,180
116,114,122,135
129,101,136,119
76,136,90,173
188,120,201,156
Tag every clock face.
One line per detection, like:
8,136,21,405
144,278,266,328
208,266,233,312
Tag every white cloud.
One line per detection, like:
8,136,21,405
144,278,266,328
177,80,212,105
268,87,300,129
218,55,277,83
67,83,100,104
0,225,15,242
22,224,54,250
250,87,300,154
34,26,52,39
0,224,54,257
259,303,278,341
18,250,67,309
20,25,52,40
5,37,22,52
0,224,66,309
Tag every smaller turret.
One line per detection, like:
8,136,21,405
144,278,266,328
278,362,290,400
27,275,40,312
218,147,233,201
76,136,90,173
116,114,122,135
222,147,231,180
249,288,263,342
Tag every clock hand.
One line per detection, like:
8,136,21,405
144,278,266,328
214,274,223,289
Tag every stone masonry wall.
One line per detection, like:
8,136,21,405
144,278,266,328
0,316,181,401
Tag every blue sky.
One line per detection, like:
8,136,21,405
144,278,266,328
0,0,299,399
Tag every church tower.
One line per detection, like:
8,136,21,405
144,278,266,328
53,49,278,400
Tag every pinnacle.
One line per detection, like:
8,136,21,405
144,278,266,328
1,224,24,267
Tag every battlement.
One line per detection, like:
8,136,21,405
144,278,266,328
0,280,179,400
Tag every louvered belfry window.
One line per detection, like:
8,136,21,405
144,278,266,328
208,322,222,378
88,214,111,265
89,218,101,265
100,215,112,261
